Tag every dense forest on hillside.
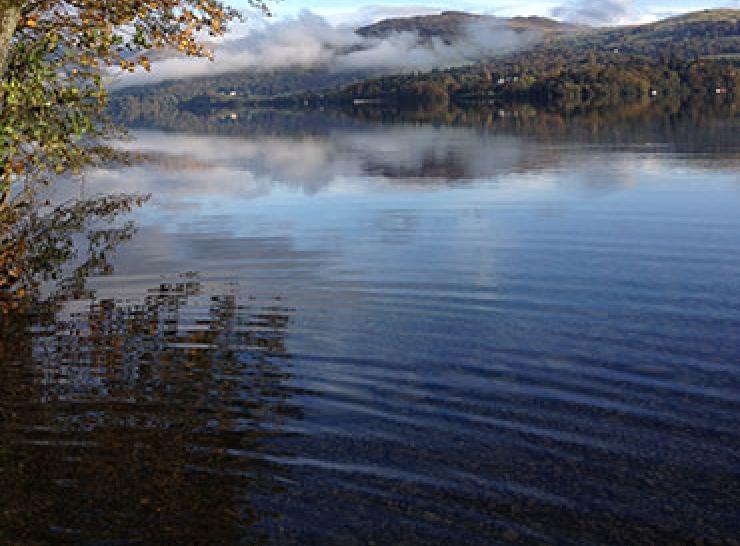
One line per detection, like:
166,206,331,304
296,11,740,107
109,9,739,117
572,9,739,58
300,54,738,107
113,11,574,111
110,68,368,110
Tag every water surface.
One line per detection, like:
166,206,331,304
2,105,740,545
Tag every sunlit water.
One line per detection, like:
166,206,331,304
2,109,740,545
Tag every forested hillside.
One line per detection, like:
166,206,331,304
109,68,367,116
296,10,739,107
562,9,739,58
110,11,584,113
308,53,738,107
110,9,739,116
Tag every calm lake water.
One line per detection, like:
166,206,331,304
2,105,740,545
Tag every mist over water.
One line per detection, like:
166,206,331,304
2,108,740,545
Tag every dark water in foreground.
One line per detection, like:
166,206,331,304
2,107,740,545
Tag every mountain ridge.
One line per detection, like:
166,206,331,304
355,11,585,43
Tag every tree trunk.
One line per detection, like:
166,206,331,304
0,1,22,78
1,2,22,211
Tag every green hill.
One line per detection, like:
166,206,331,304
110,9,739,116
317,9,740,106
563,8,740,58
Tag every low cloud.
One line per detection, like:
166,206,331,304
550,0,634,25
114,10,538,87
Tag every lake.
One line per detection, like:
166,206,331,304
2,103,740,545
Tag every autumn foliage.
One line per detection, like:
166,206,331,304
0,0,267,198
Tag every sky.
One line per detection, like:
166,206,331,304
234,0,738,25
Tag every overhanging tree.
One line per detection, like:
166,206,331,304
0,0,267,203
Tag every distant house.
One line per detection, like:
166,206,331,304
650,90,658,97
715,87,727,94
229,91,238,97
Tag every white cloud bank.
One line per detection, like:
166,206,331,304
114,10,539,87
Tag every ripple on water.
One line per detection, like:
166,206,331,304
2,122,740,545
